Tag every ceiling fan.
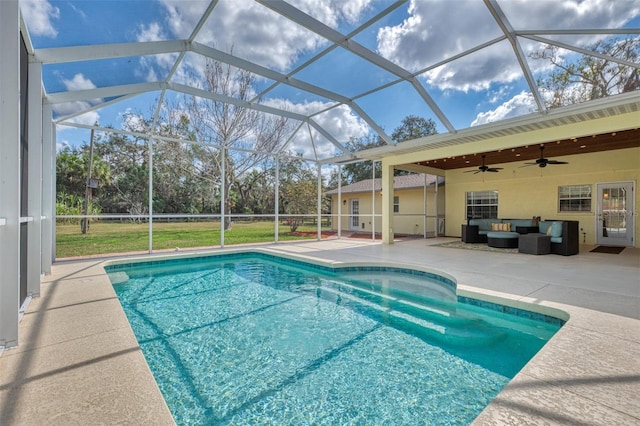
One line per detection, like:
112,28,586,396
465,155,503,174
523,146,569,168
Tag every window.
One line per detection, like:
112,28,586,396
558,184,591,212
466,190,498,219
393,196,399,213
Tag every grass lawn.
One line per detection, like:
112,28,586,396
56,220,331,258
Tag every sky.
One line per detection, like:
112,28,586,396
20,0,640,159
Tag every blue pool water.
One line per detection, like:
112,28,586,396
107,252,563,425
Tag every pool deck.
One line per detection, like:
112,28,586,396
1,237,639,425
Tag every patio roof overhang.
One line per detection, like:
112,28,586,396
324,91,640,171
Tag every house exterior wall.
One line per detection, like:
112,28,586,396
330,185,445,236
445,147,640,246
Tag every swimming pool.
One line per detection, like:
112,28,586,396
107,251,564,425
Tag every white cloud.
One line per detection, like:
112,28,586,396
56,140,71,152
471,91,536,126
20,0,60,37
137,22,165,42
62,73,96,91
265,100,370,158
52,74,100,125
286,0,373,28
159,0,371,73
54,103,100,126
377,0,640,92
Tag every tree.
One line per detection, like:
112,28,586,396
391,115,438,143
530,37,640,108
56,146,110,221
278,156,318,232
184,59,291,229
329,115,438,187
93,129,150,217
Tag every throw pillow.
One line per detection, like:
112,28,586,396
550,221,563,237
546,225,552,235
491,222,510,231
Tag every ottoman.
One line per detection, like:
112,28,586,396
518,233,551,255
486,231,519,248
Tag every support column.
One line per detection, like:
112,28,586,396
220,146,225,248
371,161,375,240
27,60,43,297
381,161,394,245
41,104,54,273
317,163,322,240
0,0,20,348
148,137,154,253
274,156,279,243
423,173,427,239
337,165,342,238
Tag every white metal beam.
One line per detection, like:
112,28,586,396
45,81,166,104
484,0,546,113
0,0,20,349
33,40,187,64
256,0,453,134
257,0,411,79
308,119,348,153
27,60,43,297
53,92,142,124
191,42,350,103
168,81,320,123
41,104,54,274
522,34,640,69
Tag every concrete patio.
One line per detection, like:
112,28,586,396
1,238,638,425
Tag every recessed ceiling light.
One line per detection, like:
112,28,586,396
580,145,586,148
516,153,520,157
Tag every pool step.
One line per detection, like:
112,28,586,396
322,279,478,327
314,281,506,348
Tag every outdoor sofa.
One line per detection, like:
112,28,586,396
462,218,579,256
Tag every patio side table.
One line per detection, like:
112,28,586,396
518,233,551,255
461,224,479,243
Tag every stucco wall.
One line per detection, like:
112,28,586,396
330,185,445,236
444,147,639,245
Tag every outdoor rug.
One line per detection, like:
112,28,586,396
590,246,625,254
433,240,519,254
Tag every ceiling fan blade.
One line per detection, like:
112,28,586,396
546,160,569,165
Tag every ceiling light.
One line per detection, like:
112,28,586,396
580,145,586,148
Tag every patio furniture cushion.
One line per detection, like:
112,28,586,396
491,222,511,231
